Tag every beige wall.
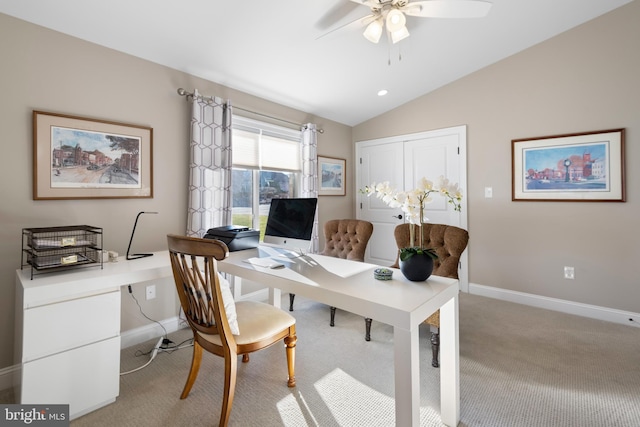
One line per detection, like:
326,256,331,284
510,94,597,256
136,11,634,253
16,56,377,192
0,13,353,370
3,1,638,374
354,2,639,313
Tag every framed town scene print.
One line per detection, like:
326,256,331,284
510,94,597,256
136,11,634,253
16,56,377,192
512,129,625,202
33,110,153,200
318,156,346,196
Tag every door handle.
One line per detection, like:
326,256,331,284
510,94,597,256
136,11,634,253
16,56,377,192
392,214,403,220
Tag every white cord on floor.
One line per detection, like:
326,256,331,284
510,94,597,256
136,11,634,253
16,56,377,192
120,337,164,376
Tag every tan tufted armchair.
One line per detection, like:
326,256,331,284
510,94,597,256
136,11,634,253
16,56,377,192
289,219,374,339
391,223,469,367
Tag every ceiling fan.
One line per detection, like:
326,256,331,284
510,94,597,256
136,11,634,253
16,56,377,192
321,0,492,44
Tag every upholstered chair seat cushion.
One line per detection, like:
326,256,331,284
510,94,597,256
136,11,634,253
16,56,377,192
425,312,440,328
197,301,296,346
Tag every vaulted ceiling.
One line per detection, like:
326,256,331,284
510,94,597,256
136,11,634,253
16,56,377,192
0,0,633,126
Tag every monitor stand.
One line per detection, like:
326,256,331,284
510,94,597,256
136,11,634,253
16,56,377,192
258,244,305,259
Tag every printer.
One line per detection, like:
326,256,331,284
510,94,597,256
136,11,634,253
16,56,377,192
203,225,259,252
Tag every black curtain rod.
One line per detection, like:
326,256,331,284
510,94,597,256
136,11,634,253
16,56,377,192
176,88,323,133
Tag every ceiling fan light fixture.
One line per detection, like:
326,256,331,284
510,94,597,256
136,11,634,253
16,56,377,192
390,25,410,44
385,9,406,32
363,19,383,43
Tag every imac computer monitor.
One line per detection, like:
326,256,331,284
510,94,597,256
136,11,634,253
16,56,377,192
263,198,318,252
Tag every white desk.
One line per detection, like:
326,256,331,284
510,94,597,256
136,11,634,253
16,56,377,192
15,249,460,427
14,254,172,419
218,247,460,427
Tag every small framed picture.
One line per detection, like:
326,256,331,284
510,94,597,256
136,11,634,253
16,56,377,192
512,129,625,202
33,110,153,200
318,156,346,196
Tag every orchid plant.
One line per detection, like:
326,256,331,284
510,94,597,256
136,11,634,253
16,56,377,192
361,176,463,261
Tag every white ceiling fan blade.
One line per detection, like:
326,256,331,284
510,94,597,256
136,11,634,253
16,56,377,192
402,0,492,18
349,0,383,7
316,1,362,30
316,14,377,40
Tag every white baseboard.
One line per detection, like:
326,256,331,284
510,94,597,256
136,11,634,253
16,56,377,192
469,282,640,328
120,316,187,349
0,364,18,396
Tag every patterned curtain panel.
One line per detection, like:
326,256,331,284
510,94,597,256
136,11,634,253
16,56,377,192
186,90,232,237
301,123,319,253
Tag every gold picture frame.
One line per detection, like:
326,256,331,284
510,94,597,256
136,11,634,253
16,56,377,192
33,110,153,200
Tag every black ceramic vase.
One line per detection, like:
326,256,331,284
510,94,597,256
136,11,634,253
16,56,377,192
399,253,434,281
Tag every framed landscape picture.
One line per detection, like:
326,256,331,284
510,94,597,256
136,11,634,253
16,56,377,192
512,129,625,202
33,110,153,200
318,156,346,196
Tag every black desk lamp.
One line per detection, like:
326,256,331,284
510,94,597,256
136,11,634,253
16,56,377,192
126,211,158,260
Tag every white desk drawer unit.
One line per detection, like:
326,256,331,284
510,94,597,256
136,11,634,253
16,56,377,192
22,291,120,362
21,336,121,418
16,286,121,419
14,254,172,420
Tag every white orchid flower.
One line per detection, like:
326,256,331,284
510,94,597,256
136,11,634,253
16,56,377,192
434,175,450,191
360,176,464,242
416,177,433,191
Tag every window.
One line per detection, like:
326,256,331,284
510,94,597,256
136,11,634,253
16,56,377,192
231,116,302,240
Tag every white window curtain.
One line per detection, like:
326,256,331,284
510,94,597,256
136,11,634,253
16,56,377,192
301,123,319,253
185,89,232,237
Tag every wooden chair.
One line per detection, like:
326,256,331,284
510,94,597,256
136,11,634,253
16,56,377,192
391,223,469,367
167,234,297,427
289,219,374,339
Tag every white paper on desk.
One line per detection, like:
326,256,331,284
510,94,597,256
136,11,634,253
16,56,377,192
243,257,284,269
306,254,373,278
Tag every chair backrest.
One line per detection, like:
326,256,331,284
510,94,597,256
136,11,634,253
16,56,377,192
391,223,469,279
319,219,373,261
167,234,231,346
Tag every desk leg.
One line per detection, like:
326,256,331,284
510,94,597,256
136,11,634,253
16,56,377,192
228,275,242,300
394,325,420,427
439,294,460,427
269,288,281,309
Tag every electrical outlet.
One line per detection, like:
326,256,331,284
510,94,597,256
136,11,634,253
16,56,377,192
484,187,493,198
564,266,575,280
146,284,156,300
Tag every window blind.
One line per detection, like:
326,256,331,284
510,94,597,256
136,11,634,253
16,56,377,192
232,116,301,172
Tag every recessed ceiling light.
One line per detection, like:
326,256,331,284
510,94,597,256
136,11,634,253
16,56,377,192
378,89,388,97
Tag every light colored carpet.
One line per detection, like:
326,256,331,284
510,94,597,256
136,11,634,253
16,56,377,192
7,292,640,426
